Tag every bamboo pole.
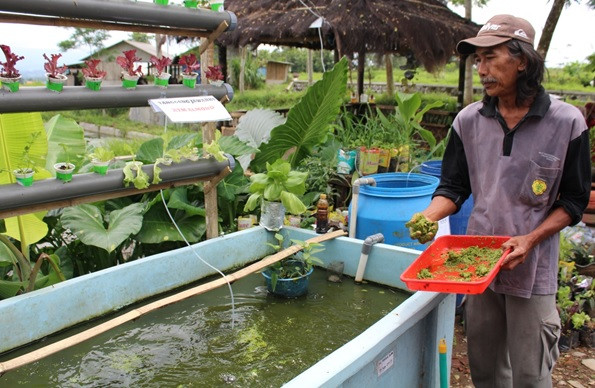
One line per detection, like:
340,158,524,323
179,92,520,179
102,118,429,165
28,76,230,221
0,229,346,375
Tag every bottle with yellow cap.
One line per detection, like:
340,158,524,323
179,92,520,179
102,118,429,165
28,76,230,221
315,194,329,234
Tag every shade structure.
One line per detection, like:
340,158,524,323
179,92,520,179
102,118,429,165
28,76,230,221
218,0,480,94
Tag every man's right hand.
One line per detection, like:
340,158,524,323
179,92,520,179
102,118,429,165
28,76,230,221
405,212,438,244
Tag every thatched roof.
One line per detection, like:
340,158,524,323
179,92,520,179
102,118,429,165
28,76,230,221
218,0,480,72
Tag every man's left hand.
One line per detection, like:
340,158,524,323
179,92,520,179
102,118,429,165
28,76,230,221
500,235,536,270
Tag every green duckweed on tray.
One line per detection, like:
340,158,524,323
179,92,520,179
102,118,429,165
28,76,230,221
400,235,510,294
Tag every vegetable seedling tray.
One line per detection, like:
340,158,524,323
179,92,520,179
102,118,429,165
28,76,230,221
400,235,510,294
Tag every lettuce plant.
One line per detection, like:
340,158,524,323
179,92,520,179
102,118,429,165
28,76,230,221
205,65,223,81
82,59,107,79
0,44,24,78
116,49,143,77
43,53,68,79
179,53,200,75
149,55,172,76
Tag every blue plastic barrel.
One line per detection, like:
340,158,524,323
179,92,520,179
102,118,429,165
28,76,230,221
349,173,439,251
420,160,474,235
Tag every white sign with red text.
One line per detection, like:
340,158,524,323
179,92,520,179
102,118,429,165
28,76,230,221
148,96,232,123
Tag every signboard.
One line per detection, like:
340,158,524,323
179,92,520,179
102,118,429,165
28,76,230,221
148,96,232,123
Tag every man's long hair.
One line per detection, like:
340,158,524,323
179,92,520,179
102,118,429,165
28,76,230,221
506,40,545,107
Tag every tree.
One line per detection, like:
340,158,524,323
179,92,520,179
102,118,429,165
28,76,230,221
538,0,594,60
58,28,111,56
130,32,153,44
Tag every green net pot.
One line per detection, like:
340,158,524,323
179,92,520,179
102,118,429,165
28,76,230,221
46,73,68,92
154,73,171,89
54,163,75,182
92,160,110,175
184,0,199,7
182,73,197,88
13,169,34,187
0,76,21,92
122,74,140,90
153,0,169,5
85,76,103,91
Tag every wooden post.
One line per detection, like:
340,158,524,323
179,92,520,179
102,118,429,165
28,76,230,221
385,55,394,97
239,46,246,93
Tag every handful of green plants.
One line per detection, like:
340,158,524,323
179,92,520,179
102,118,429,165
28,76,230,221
406,212,438,244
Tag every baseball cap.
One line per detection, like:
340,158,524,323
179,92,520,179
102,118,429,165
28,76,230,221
457,14,535,55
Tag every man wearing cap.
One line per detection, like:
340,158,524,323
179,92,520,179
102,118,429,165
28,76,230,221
409,15,591,387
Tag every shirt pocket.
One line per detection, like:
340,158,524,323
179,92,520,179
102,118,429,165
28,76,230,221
519,160,560,207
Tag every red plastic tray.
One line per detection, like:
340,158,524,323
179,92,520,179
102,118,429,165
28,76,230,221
400,235,511,294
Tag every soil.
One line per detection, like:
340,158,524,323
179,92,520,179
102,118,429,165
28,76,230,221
451,314,595,387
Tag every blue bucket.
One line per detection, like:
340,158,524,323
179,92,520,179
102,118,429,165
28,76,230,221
349,173,439,251
262,262,313,298
420,160,474,235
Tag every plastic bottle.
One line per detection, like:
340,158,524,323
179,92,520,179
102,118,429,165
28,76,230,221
315,194,329,234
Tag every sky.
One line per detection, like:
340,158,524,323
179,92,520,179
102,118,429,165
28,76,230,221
0,0,593,77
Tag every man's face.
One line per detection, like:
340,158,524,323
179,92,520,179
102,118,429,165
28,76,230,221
474,44,525,100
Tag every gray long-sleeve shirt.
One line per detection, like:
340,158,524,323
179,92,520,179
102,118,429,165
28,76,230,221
434,88,591,298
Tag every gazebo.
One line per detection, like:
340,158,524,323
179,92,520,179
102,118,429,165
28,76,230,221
218,0,480,97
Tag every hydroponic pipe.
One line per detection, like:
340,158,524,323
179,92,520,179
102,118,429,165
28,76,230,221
0,0,237,32
0,84,233,113
0,155,234,219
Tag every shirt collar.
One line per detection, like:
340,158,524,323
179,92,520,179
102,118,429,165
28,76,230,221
479,86,550,119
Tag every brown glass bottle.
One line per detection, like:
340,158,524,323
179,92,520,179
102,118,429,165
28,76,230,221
315,194,329,234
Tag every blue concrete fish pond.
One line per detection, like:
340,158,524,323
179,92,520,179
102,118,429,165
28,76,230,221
0,226,455,386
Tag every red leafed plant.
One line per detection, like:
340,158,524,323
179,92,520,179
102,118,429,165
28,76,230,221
43,53,68,78
82,59,107,79
0,44,24,78
117,49,143,77
205,65,223,81
149,55,172,76
179,54,200,75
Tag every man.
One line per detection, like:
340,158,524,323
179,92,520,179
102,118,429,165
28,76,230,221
409,15,591,387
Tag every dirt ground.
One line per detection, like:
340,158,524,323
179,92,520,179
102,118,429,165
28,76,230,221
451,315,595,387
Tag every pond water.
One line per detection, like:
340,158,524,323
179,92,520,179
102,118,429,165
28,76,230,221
0,270,409,387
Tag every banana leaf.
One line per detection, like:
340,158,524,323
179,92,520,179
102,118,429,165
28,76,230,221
44,114,86,173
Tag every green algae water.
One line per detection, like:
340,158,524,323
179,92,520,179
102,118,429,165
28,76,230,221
0,270,409,387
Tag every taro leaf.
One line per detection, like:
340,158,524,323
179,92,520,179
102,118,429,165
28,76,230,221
45,114,86,173
167,187,206,216
61,203,144,253
217,135,257,157
234,109,286,148
166,133,197,150
136,138,164,164
217,162,249,202
249,57,347,172
136,201,206,244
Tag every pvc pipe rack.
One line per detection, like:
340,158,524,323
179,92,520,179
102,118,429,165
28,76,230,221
0,156,235,220
0,84,234,113
0,0,237,37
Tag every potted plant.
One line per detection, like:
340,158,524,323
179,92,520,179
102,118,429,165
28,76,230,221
244,158,308,231
261,233,324,297
53,144,75,182
183,0,199,7
88,146,115,175
12,132,42,187
116,49,143,90
179,53,200,89
82,59,107,91
0,44,24,92
205,65,224,86
43,53,68,92
153,0,169,5
149,55,172,89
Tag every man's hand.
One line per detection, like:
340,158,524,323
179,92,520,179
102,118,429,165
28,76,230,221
500,235,536,270
405,212,438,244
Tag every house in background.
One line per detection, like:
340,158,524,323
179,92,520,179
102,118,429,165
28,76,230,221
265,60,292,84
67,40,172,86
